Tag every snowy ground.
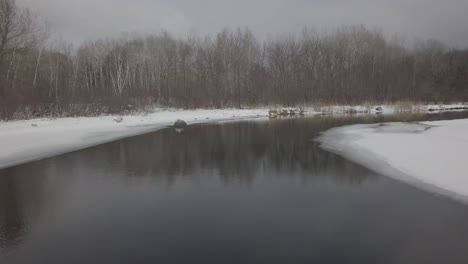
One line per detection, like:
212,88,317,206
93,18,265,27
0,103,467,171
0,109,269,169
317,118,468,203
314,103,468,115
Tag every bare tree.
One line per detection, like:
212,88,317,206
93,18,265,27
1,19,468,119
0,0,46,63
0,0,47,100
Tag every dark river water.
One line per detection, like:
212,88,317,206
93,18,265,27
1,112,468,264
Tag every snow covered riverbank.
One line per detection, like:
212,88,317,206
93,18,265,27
317,118,468,203
314,103,468,115
0,109,268,169
0,103,467,171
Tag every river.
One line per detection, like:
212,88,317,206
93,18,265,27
1,112,468,264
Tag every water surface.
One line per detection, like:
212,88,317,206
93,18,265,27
1,113,468,264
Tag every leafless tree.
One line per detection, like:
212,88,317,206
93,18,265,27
1,11,468,119
0,0,46,63
0,0,46,100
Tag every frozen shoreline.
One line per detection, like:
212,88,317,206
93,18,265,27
317,118,468,203
0,103,467,171
0,109,269,170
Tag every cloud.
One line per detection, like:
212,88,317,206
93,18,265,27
17,0,468,48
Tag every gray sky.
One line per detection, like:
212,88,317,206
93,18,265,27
17,0,468,48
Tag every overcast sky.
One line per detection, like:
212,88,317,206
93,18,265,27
17,0,468,48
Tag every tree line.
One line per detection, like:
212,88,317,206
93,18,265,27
1,0,467,118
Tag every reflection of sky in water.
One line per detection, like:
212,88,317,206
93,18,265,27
1,112,468,264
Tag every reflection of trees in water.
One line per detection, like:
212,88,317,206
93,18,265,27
0,166,49,250
105,112,468,185
0,173,25,249
0,112,467,250
92,117,377,185
32,112,466,190
0,112,466,258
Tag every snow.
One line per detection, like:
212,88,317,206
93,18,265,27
0,109,268,169
0,103,467,171
313,103,468,115
317,118,468,203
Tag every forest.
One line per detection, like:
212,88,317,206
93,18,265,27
1,0,467,119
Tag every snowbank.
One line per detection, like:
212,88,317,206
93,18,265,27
0,103,467,170
317,118,468,202
313,103,468,115
0,109,268,169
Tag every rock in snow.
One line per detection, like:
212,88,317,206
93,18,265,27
113,116,124,123
174,119,188,129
